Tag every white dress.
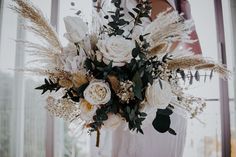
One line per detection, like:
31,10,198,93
90,1,188,157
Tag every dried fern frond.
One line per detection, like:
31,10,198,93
167,55,230,78
10,0,62,52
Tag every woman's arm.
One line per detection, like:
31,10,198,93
150,0,174,20
150,0,202,54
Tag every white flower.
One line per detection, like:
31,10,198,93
63,43,77,54
60,44,86,72
84,80,111,105
64,48,86,72
79,99,97,122
96,36,134,67
95,50,103,62
145,80,173,109
103,114,122,129
64,16,88,43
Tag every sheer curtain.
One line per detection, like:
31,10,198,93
0,0,52,157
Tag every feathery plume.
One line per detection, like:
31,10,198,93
167,55,230,78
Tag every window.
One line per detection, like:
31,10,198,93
183,1,222,156
0,0,235,157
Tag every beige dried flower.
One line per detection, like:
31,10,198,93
46,97,79,121
72,72,88,88
117,81,134,103
59,79,73,89
149,42,168,56
107,75,120,93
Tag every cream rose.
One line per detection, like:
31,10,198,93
96,36,134,67
145,80,173,109
64,16,88,43
83,80,111,105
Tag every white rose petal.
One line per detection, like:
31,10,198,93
96,36,134,67
79,99,97,122
103,114,122,129
145,80,173,109
95,50,103,62
84,80,111,105
64,16,88,43
60,44,86,72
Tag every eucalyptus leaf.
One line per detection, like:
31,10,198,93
132,72,143,100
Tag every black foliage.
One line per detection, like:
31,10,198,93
104,0,129,36
122,104,147,134
152,108,174,133
84,58,113,79
35,79,60,94
63,89,80,102
61,83,89,102
103,0,152,38
177,69,214,85
168,128,177,135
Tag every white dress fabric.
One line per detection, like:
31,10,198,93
90,1,188,157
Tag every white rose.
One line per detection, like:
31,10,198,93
79,99,97,122
103,114,122,129
96,36,134,67
84,80,111,105
64,16,88,43
145,80,173,109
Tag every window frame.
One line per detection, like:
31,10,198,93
46,1,60,157
0,0,4,50
214,0,231,157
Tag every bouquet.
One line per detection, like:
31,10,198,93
11,0,229,146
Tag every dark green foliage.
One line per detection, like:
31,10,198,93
101,0,152,38
122,105,146,134
177,69,215,85
61,83,89,102
103,0,129,36
152,108,174,133
35,79,60,94
168,128,177,135
132,72,143,100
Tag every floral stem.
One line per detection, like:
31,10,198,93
96,129,100,147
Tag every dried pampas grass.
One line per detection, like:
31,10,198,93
10,0,63,71
10,0,62,51
167,55,230,78
145,9,195,51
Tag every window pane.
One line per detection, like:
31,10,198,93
184,1,223,157
184,101,222,157
0,0,52,157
